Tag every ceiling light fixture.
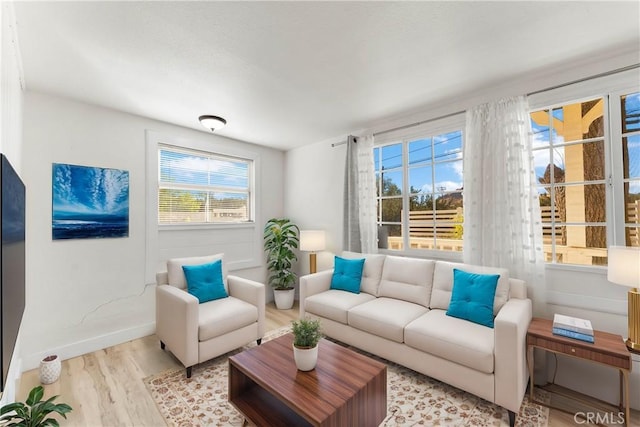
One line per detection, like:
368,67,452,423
199,115,227,131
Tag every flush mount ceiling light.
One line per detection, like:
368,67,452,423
198,115,227,131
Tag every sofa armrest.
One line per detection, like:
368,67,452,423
155,284,199,368
228,275,266,339
493,297,532,413
156,271,169,286
299,269,333,318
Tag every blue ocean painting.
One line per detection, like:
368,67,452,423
52,163,129,240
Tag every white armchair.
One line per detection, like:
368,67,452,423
155,253,265,377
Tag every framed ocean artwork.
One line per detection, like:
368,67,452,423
52,163,129,240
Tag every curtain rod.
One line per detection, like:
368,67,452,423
332,63,640,147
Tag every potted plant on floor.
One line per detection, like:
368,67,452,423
291,318,322,371
264,218,299,310
0,385,72,426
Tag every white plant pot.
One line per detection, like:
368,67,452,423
39,354,61,384
293,344,318,371
273,288,295,310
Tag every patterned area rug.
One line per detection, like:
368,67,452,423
144,327,548,426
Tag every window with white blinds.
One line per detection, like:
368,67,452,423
158,144,253,224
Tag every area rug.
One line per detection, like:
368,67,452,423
144,327,548,426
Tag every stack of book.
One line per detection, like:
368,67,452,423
552,314,594,343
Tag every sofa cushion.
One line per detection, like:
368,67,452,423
167,253,228,291
377,256,435,307
446,269,499,328
198,296,258,341
348,297,429,343
330,256,365,293
182,260,228,303
430,261,509,315
405,309,495,374
342,251,386,296
305,290,375,324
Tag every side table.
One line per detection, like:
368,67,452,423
527,317,632,425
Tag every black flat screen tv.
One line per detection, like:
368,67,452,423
0,154,25,392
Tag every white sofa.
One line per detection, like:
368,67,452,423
299,251,532,426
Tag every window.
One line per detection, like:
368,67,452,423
158,144,253,225
374,129,464,253
530,89,640,266
620,92,640,247
531,98,608,265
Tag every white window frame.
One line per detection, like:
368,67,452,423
530,95,611,267
610,87,640,248
144,131,262,283
157,143,254,226
528,68,640,271
374,114,465,261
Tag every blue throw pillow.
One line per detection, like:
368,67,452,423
182,260,228,303
446,268,500,328
330,256,365,294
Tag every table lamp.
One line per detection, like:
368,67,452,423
300,230,326,274
607,246,640,352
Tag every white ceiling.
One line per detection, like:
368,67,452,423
13,1,640,151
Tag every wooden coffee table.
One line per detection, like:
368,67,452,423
228,333,387,427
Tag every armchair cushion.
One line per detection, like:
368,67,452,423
198,297,259,341
182,260,228,303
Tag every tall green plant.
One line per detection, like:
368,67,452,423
263,218,300,289
0,385,72,427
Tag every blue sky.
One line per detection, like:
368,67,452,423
375,131,463,196
375,92,640,199
159,149,249,200
531,92,640,196
53,163,129,216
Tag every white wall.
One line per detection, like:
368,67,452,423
20,91,284,371
284,48,640,409
285,137,345,277
0,1,24,404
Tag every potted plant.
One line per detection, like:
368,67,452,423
0,385,72,426
39,355,61,385
264,218,300,309
291,318,322,371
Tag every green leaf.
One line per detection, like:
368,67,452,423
0,402,26,416
0,386,72,427
25,387,44,407
51,404,72,417
39,418,60,427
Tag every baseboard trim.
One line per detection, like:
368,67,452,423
21,322,156,372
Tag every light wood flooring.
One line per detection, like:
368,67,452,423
17,303,639,426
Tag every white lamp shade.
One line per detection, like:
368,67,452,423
608,246,640,288
300,230,326,252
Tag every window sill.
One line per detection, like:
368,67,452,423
543,262,607,276
159,221,256,232
377,248,463,262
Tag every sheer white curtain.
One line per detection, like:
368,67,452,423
343,134,378,254
463,96,545,314
357,135,377,253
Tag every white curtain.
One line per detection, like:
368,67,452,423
357,135,378,253
343,134,378,254
463,96,545,314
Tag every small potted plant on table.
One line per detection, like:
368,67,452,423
263,218,300,310
291,318,322,371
